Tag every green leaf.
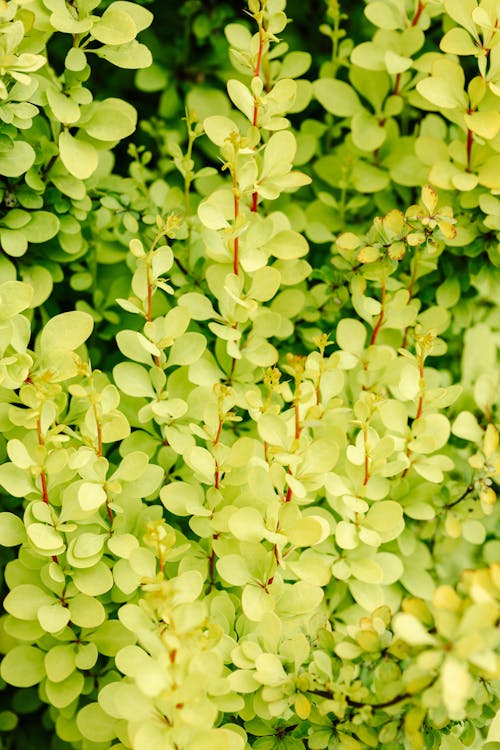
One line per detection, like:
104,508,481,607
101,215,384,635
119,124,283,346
0,281,33,320
264,230,308,259
59,131,98,180
116,329,157,364
27,524,65,554
365,1,402,30
77,703,118,742
478,155,500,188
167,332,206,366
91,6,137,45
160,481,205,516
0,712,18,732
385,50,412,75
444,0,477,35
440,27,478,55
336,317,366,354
464,109,500,139
262,130,297,177
1,646,45,687
0,229,28,257
4,584,53,620
487,709,500,742
278,580,323,616
350,556,384,584
68,594,106,628
0,141,35,177
313,79,362,117
352,161,390,192
351,111,386,152
204,115,239,146
217,555,252,586
47,88,80,124
25,212,60,243
44,645,76,683
279,51,312,79
242,583,274,621
65,47,87,71
73,562,114,596
45,671,85,709
228,507,267,543
39,311,94,352
88,620,136,656
0,512,26,546
417,73,467,110
227,79,254,121
0,464,35,497
82,98,137,141
113,362,155,398
96,40,152,69
111,1,153,31
178,292,217,321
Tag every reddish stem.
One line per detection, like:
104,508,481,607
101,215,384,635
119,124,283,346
411,0,424,26
363,428,370,486
401,360,425,477
294,399,301,441
393,72,401,97
252,29,264,127
40,470,49,505
466,128,473,171
251,29,264,213
105,498,114,526
41,469,59,563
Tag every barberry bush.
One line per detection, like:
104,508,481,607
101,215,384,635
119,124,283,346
0,1,499,749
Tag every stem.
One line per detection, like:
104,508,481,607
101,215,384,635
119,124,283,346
92,403,103,457
294,397,301,441
415,359,425,420
393,72,401,96
369,281,386,345
339,183,347,228
411,0,425,26
252,28,264,126
40,469,49,506
105,498,114,527
233,193,240,275
145,244,162,368
251,26,265,213
184,128,195,214
363,427,370,486
214,416,223,489
401,251,419,349
37,416,59,564
307,687,414,710
445,484,474,509
466,127,473,171
208,547,216,587
146,260,153,323
402,359,425,477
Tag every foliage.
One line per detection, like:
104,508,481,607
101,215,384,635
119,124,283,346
0,1,499,750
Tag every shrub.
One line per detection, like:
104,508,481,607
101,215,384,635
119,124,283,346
0,1,499,749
